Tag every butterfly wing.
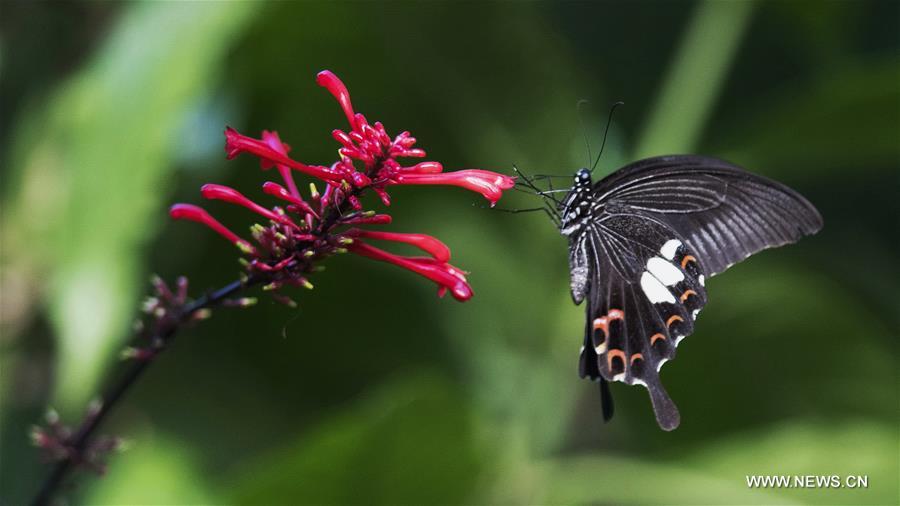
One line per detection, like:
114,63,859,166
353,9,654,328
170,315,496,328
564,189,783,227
574,155,821,430
577,213,706,430
594,155,823,275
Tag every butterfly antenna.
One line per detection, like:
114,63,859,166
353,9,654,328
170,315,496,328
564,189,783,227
590,101,624,174
577,99,592,168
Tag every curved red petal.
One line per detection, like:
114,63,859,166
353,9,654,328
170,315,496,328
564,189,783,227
347,242,472,301
169,204,255,254
347,229,451,262
224,127,343,182
316,70,356,130
201,184,299,229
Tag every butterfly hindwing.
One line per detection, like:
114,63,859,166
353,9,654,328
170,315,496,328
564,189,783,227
578,216,707,430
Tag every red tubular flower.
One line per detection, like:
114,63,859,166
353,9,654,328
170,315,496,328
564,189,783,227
390,170,516,207
316,70,356,129
200,184,300,230
346,229,451,263
171,70,513,304
261,182,319,218
260,130,301,198
346,241,472,301
225,127,343,183
169,204,256,255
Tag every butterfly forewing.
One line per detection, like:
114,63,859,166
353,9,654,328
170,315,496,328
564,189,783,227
595,156,823,275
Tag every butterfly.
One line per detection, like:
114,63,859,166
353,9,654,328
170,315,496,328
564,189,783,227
517,155,822,430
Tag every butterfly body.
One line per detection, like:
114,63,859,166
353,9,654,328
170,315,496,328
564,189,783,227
559,156,822,430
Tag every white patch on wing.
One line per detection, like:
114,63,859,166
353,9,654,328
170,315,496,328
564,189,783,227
612,372,626,382
692,309,701,319
647,257,684,285
632,378,647,387
640,272,676,304
660,239,682,260
656,357,669,371
698,274,705,286
594,342,607,354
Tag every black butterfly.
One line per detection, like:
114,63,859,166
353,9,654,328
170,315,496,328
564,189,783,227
519,155,822,430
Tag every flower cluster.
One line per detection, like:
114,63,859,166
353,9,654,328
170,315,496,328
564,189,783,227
170,71,514,304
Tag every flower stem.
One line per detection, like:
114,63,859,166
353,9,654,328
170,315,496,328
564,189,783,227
31,276,259,506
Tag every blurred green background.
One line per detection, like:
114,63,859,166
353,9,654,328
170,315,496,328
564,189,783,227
2,1,898,504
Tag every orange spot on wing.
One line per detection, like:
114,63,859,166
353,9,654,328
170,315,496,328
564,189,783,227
680,289,697,302
650,333,666,345
666,315,684,327
630,353,643,365
681,255,697,269
592,309,625,338
606,349,626,371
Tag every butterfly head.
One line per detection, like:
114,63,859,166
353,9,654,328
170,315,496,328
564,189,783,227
559,168,594,235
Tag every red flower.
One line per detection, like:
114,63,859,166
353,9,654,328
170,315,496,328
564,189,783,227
171,70,514,304
390,169,516,207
